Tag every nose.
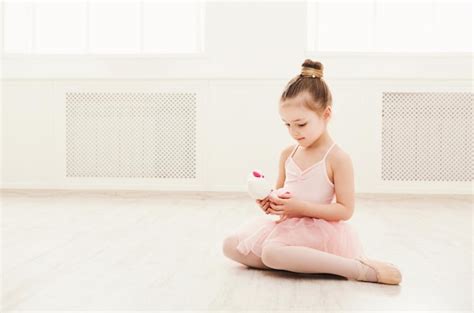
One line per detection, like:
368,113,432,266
288,126,301,138
291,131,301,137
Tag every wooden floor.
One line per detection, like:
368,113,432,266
1,189,472,312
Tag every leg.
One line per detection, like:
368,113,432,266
222,235,272,270
261,242,377,282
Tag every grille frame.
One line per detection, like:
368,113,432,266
61,84,208,189
380,90,472,183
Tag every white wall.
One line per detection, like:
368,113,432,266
1,2,472,194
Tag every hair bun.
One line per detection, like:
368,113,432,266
300,59,323,78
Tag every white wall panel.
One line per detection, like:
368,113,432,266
1,2,472,194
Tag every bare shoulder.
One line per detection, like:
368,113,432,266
280,144,296,161
328,145,353,169
327,145,352,178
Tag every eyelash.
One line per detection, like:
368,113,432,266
285,123,307,127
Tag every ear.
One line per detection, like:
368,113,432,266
323,106,332,120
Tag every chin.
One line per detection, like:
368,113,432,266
300,139,316,147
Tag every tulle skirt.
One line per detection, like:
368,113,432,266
233,215,366,259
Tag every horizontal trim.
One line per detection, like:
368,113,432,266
1,184,471,195
3,51,471,59
3,53,472,80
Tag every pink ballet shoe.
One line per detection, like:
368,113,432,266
355,257,402,285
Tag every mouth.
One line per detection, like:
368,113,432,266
297,137,305,141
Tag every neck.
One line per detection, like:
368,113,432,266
304,131,333,151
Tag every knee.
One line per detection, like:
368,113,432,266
222,235,240,260
261,244,285,269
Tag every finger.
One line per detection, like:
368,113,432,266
276,215,288,222
269,203,284,211
263,202,271,211
266,209,284,215
269,204,284,211
269,198,282,205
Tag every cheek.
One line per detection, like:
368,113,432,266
308,124,323,135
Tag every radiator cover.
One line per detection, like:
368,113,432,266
382,92,472,182
66,92,197,179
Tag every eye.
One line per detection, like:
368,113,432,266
298,123,307,127
285,123,290,127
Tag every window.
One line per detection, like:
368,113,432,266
2,0,205,55
307,0,472,53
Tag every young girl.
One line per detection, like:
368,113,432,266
222,59,402,285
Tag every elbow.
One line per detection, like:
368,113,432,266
342,206,354,221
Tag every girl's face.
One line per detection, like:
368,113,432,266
279,93,331,148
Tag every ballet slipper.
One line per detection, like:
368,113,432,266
355,257,402,285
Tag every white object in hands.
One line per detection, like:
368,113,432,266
247,170,273,200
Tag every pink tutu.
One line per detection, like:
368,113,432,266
234,215,365,259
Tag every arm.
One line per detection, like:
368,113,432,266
300,152,355,222
274,145,295,190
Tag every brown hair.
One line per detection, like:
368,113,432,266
280,59,333,115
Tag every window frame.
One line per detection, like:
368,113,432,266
305,0,473,57
1,0,207,58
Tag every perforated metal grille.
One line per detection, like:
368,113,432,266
382,92,472,182
66,92,197,179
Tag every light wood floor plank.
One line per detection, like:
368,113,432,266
1,190,472,312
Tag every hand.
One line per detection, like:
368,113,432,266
276,214,289,224
255,196,272,214
268,193,293,224
267,192,305,221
